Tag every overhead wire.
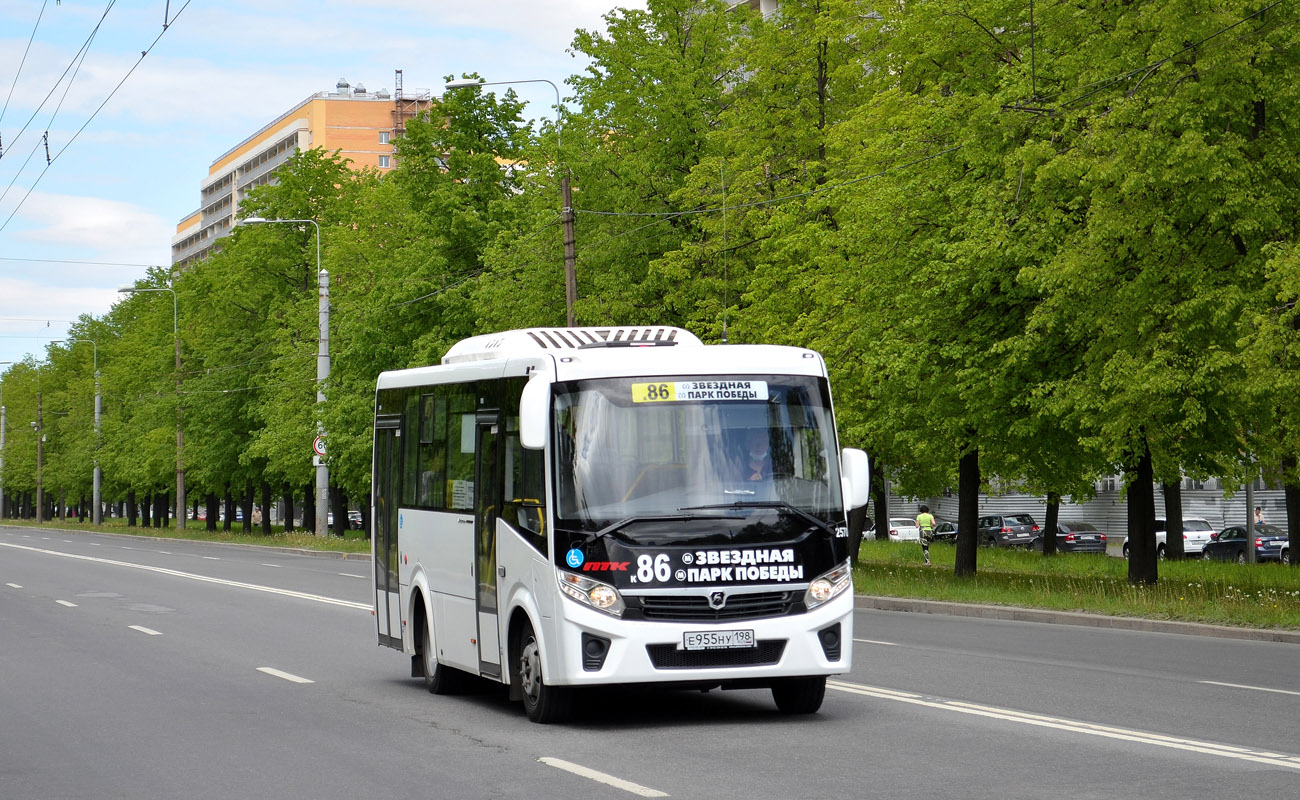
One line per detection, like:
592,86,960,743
0,0,193,236
0,0,51,134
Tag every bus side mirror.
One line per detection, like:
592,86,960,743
841,448,870,510
520,374,551,450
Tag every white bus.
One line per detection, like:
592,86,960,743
372,327,869,722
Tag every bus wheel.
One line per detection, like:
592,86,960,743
517,621,573,724
422,619,463,695
771,676,826,715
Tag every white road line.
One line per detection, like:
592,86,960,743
261,563,281,568
854,638,899,646
56,600,77,607
258,667,314,684
338,572,365,579
0,540,370,611
828,679,1300,770
6,583,21,589
129,625,163,636
1199,680,1300,698
538,757,668,798
202,556,220,560
157,551,171,555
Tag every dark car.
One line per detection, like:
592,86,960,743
977,514,1039,547
932,520,958,544
1031,521,1107,554
1203,524,1291,564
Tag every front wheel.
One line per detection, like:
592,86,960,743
517,620,574,724
1236,551,1248,565
422,618,465,695
1122,542,1130,559
1281,549,1290,566
772,676,827,715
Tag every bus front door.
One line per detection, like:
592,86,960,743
475,413,503,676
374,417,402,649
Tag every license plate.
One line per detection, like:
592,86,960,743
683,629,756,651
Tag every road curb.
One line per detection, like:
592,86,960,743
855,594,1300,644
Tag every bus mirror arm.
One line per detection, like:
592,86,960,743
841,448,870,510
520,374,552,450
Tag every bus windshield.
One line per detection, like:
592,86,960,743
552,375,842,532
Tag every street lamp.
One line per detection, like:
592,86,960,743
56,339,102,525
118,283,184,529
0,361,10,520
444,77,577,326
241,216,330,537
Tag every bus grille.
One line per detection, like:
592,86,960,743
636,591,797,622
646,640,787,670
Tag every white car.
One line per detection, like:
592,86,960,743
1123,518,1214,558
878,516,921,542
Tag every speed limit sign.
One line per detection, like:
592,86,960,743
313,435,326,457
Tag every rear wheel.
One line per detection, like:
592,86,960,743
422,617,464,695
1122,542,1130,559
1156,544,1167,560
772,676,827,715
517,620,574,724
1281,549,1290,566
1236,551,1248,565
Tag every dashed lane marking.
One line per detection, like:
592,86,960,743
538,757,668,798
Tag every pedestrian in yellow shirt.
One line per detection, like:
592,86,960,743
916,505,936,566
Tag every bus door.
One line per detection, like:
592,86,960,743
374,415,402,649
475,411,503,676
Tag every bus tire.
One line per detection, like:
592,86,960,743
771,675,826,715
422,616,463,695
517,620,573,724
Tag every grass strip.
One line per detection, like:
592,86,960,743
856,540,1300,630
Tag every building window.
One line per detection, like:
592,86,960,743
379,131,391,144
378,155,391,168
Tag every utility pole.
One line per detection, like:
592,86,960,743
316,268,330,536
35,392,43,524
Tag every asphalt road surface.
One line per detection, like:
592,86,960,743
3,524,1297,799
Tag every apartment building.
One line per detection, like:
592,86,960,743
171,76,434,267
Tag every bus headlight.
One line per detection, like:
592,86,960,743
804,561,851,610
558,570,626,617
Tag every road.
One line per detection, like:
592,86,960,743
2,524,1297,799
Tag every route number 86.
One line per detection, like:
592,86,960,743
644,383,671,401
637,554,671,583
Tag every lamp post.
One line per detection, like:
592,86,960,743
444,77,576,326
57,339,102,525
118,283,183,529
241,216,330,537
0,361,10,520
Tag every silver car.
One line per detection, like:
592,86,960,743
1122,518,1214,558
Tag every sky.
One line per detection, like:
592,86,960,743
0,0,642,371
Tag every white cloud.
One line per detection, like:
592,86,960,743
10,191,172,265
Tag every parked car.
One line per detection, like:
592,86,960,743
348,510,363,530
1122,518,1216,559
1031,521,1107,554
977,514,1039,547
932,520,959,544
1203,524,1291,564
869,517,922,541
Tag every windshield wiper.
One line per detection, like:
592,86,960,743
677,500,832,534
584,513,729,545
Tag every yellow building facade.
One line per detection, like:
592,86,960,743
171,78,433,266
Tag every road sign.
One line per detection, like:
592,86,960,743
313,435,326,457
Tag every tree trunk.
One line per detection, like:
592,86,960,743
1126,441,1158,585
955,448,980,578
205,492,218,532
241,482,254,534
302,483,315,533
331,485,347,537
78,494,87,524
1162,481,1185,560
1284,456,1299,569
282,482,295,533
127,490,138,527
260,480,273,535
223,484,234,532
1043,493,1060,556
870,457,889,540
